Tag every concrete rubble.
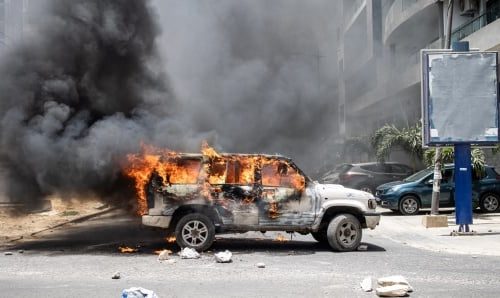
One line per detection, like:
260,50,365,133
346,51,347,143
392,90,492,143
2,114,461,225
360,276,373,292
256,262,266,268
375,284,411,297
375,275,413,297
214,250,232,263
111,272,121,279
179,247,200,259
357,244,368,251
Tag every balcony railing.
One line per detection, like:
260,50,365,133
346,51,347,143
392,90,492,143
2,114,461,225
451,4,500,43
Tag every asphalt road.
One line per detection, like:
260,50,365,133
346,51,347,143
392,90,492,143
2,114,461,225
1,210,500,297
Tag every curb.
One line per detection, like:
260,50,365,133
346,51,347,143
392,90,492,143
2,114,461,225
29,206,119,237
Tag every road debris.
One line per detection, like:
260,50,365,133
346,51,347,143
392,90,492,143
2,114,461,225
157,249,172,261
122,287,158,298
214,250,232,263
377,275,413,291
360,276,373,292
179,247,200,259
111,272,121,279
375,284,411,297
357,244,368,251
375,275,413,297
18,250,24,254
4,252,13,256
256,262,266,268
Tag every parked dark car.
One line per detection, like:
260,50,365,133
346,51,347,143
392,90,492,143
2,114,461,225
320,162,414,194
375,164,500,215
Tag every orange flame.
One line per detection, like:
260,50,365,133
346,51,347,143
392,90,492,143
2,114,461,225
154,249,173,255
124,141,306,217
269,201,279,219
118,246,139,253
166,236,176,243
274,233,288,242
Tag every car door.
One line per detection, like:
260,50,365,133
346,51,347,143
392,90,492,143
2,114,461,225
418,169,453,207
258,158,315,227
440,168,454,207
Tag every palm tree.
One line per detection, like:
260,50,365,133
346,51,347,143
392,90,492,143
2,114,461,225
371,123,423,170
424,147,485,177
371,122,486,173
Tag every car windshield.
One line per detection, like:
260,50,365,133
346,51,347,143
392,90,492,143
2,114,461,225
403,168,432,182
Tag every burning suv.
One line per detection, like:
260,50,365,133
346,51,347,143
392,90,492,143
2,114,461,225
127,145,380,252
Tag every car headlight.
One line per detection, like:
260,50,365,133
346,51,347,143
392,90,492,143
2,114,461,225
386,186,401,194
368,199,377,209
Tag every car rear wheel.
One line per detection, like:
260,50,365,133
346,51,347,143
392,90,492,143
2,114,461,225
175,213,215,251
399,195,420,215
326,214,362,252
480,193,500,213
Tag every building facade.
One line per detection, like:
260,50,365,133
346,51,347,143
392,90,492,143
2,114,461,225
338,0,500,138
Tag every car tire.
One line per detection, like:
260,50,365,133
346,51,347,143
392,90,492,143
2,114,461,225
480,193,500,213
311,229,328,244
399,195,420,215
326,214,362,252
175,213,215,251
358,185,374,194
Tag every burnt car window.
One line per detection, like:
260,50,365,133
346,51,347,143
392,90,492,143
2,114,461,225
262,160,305,189
208,158,227,184
161,158,201,184
226,159,255,185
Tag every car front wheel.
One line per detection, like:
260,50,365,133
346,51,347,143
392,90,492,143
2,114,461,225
326,214,362,252
399,195,420,215
480,193,500,213
175,213,215,251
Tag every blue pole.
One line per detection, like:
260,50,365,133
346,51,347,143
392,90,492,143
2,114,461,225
454,144,473,227
452,41,473,230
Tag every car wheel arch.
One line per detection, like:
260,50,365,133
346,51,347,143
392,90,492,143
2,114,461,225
318,206,366,230
398,193,422,206
170,204,222,231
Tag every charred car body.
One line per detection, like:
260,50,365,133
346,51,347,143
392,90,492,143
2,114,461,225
139,152,380,252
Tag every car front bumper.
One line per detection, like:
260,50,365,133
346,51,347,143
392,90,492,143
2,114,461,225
375,194,399,210
364,212,381,229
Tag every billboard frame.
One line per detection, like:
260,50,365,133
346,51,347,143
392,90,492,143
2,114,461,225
421,49,499,147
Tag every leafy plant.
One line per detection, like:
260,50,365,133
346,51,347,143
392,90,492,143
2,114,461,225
424,147,485,176
372,122,487,174
371,123,423,169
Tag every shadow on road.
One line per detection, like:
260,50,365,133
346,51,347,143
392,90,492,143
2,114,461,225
4,213,386,255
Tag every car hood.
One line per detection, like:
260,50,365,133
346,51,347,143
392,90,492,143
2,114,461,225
315,183,373,201
376,180,406,190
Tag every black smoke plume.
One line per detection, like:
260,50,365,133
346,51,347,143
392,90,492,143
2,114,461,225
0,0,173,206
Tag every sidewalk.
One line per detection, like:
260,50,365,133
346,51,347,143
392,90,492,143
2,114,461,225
372,207,500,256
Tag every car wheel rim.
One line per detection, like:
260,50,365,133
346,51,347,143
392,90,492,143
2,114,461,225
181,220,208,246
484,196,499,211
337,222,358,246
360,187,373,194
403,198,418,214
